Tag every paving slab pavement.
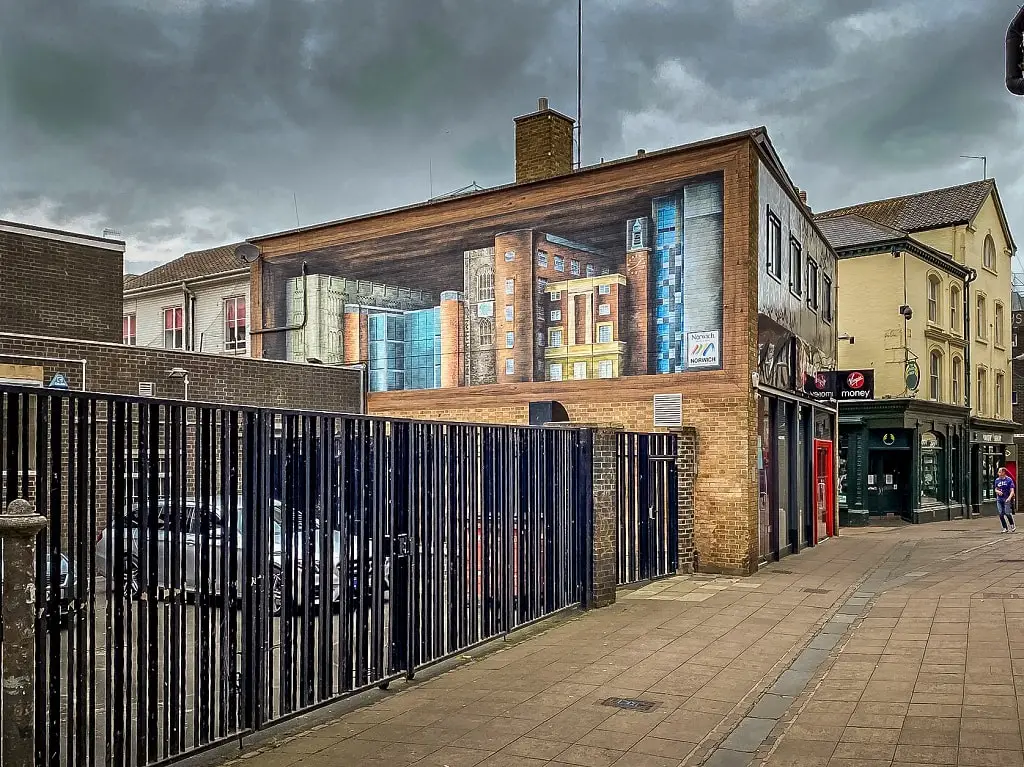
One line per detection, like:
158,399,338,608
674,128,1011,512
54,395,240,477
209,518,1023,767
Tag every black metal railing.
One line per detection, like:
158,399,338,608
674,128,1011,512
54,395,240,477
0,385,592,767
616,432,678,585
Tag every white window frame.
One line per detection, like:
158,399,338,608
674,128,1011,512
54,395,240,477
223,295,248,353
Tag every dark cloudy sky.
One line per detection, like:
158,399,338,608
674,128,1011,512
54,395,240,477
3,0,1023,278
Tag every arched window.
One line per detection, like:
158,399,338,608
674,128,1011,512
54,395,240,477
952,356,963,405
950,284,961,333
631,219,644,249
478,319,494,347
477,270,494,301
927,275,940,323
929,349,943,401
984,234,997,271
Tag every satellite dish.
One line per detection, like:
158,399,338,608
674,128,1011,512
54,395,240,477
235,243,261,264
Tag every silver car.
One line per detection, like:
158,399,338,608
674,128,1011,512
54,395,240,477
94,496,374,615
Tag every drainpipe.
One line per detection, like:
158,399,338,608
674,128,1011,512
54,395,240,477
181,281,197,351
250,262,309,356
1007,5,1024,95
964,266,978,515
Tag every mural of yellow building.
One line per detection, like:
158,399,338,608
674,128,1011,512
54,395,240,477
543,274,626,381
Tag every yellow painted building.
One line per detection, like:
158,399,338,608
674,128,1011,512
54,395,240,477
817,180,1016,523
543,274,627,381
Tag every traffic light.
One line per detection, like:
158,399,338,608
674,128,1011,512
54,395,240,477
1007,6,1024,95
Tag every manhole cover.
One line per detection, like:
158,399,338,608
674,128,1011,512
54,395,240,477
601,697,659,713
803,588,830,594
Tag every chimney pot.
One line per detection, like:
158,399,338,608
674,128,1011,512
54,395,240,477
637,149,646,157
798,189,808,203
538,97,549,111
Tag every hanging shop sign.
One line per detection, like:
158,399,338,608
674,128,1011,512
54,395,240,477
905,360,920,392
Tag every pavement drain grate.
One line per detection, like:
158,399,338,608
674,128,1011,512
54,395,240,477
769,569,794,575
601,697,659,712
977,592,1019,599
802,588,830,594
999,559,1024,563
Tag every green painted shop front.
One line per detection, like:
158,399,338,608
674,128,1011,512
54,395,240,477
839,399,971,525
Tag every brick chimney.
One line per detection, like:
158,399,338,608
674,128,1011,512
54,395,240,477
514,97,575,183
795,187,811,212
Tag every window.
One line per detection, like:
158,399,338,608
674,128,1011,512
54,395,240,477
504,250,515,262
505,332,515,349
550,310,562,321
984,234,997,271
950,285,961,332
537,250,548,268
599,304,611,316
995,303,1005,346
806,260,819,311
952,357,963,405
598,360,614,379
505,359,515,375
550,291,561,301
549,328,563,348
631,220,644,249
479,320,494,346
477,301,494,318
586,264,595,278
123,314,137,346
996,372,1005,416
1014,391,1019,407
163,307,184,349
554,255,565,272
477,271,494,301
929,350,942,401
981,445,1004,501
920,432,946,505
598,284,611,296
978,367,988,413
224,296,247,353
789,238,802,295
504,306,514,322
927,275,940,323
573,362,588,380
504,278,515,296
976,296,987,339
570,259,580,276
822,275,833,323
766,209,782,280
597,324,612,343
549,364,563,381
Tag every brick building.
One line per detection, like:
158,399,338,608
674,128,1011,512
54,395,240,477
0,219,362,412
243,100,838,575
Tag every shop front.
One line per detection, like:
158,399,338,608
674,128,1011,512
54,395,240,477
970,419,1018,517
838,399,970,525
756,389,838,562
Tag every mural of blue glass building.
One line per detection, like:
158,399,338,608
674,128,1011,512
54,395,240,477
367,308,442,392
652,178,724,373
403,307,442,390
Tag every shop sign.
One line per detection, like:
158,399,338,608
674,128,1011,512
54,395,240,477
687,331,720,368
971,431,1008,444
905,360,920,392
836,369,874,400
802,369,875,401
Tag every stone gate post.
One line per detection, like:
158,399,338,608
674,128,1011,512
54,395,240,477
1,498,47,767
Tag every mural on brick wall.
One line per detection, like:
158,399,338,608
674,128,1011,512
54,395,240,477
285,174,725,392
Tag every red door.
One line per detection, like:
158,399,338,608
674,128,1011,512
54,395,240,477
813,440,835,542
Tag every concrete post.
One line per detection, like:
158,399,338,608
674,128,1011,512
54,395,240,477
1,498,47,767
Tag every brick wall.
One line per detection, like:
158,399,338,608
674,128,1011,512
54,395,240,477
0,226,123,343
676,427,698,573
514,105,574,184
0,333,362,412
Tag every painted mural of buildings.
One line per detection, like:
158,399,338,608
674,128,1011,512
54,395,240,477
279,175,727,394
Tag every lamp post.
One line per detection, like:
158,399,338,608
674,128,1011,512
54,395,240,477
167,367,190,401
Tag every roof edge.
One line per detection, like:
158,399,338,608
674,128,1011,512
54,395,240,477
123,267,251,296
0,219,125,253
249,127,763,245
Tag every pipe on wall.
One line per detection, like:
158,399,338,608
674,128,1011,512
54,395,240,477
251,262,309,351
1007,6,1024,95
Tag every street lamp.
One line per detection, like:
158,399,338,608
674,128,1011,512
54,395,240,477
167,368,190,401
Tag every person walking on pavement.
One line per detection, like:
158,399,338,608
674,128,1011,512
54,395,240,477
995,466,1016,533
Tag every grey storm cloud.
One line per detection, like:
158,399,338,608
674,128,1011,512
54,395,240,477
1,0,1022,275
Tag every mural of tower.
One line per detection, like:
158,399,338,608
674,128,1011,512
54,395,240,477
439,291,465,388
625,217,652,375
463,246,497,385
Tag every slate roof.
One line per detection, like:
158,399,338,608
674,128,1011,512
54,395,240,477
816,179,994,233
814,214,907,249
125,243,246,292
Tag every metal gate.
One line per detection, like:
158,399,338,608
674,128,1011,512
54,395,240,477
616,432,678,585
0,385,592,767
